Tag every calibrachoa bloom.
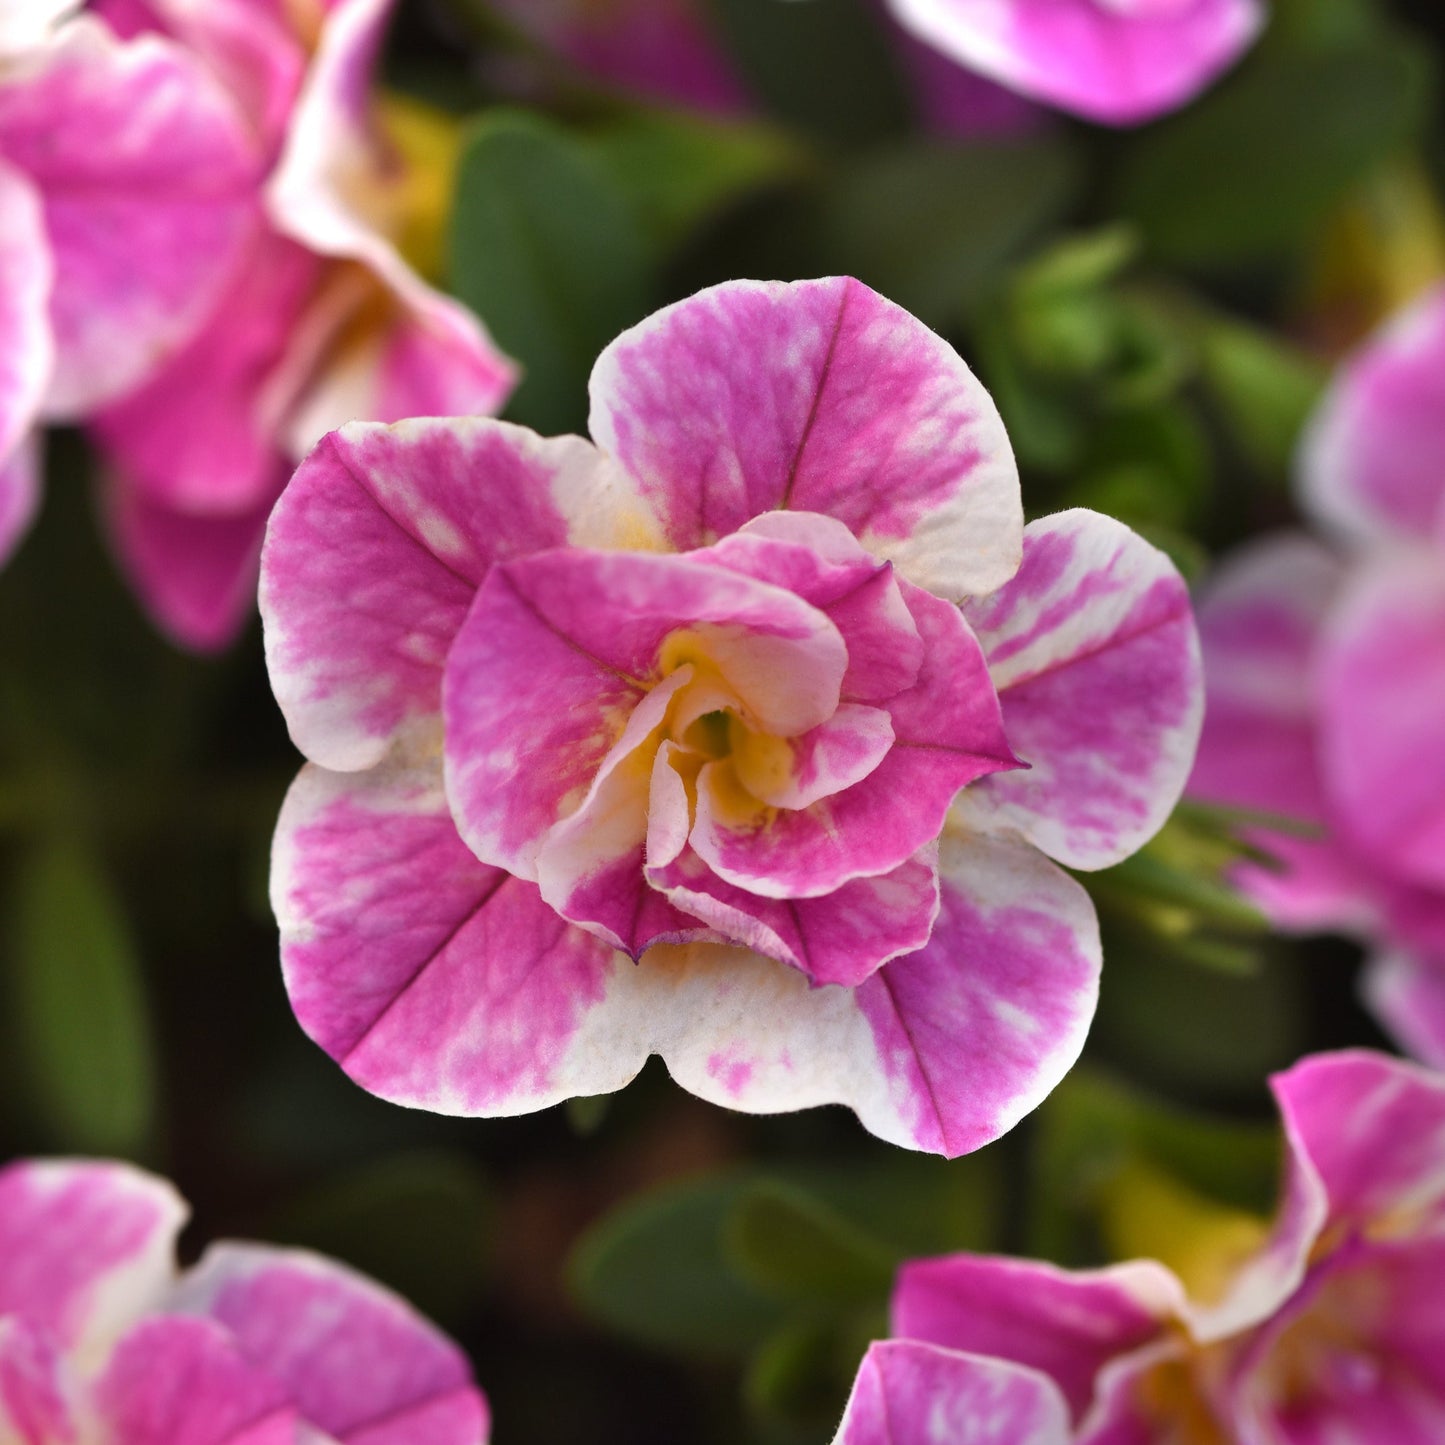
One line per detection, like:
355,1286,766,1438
885,0,1265,125
0,1158,489,1444
0,7,256,565
86,0,514,650
833,1049,1445,1443
262,277,1202,1156
1190,283,1445,1065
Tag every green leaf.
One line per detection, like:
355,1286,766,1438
724,1179,897,1306
818,137,1084,328
1198,317,1327,476
588,108,804,259
8,835,155,1154
269,1151,494,1326
569,1173,786,1358
450,110,651,434
1115,34,1434,266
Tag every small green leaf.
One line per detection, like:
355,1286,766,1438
8,835,155,1154
725,1179,897,1306
1115,35,1434,266
588,108,804,258
569,1173,785,1358
450,110,651,434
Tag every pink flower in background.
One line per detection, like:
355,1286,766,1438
0,1158,489,1445
0,9,256,565
886,0,1265,125
86,0,515,651
262,275,1202,1157
834,1049,1445,1443
1190,284,1445,1065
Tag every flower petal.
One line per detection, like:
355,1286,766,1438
261,418,637,773
691,582,1016,898
1363,951,1445,1072
0,159,49,476
0,17,258,414
265,0,515,420
589,276,1021,597
646,843,940,987
0,1160,185,1364
104,480,274,652
272,756,634,1116
0,432,41,572
0,0,76,52
1272,1049,1445,1237
94,1317,296,1445
850,828,1101,1157
959,509,1203,871
169,1244,488,1445
1186,533,1376,933
1300,284,1445,548
886,0,1263,126
0,1320,77,1445
91,225,319,516
1317,550,1445,892
832,1340,1072,1445
443,547,847,879
891,1256,1181,1421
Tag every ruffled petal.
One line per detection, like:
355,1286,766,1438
832,1340,1073,1445
960,510,1203,871
886,0,1263,126
589,276,1021,598
169,1244,487,1445
0,1160,185,1364
647,843,940,987
0,17,257,414
443,547,847,879
261,419,639,773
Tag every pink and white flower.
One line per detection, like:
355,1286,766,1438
0,7,257,565
0,1157,489,1445
1190,283,1445,1065
261,275,1203,1156
87,0,515,650
835,1049,1445,1443
885,0,1265,125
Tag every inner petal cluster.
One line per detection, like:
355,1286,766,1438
441,511,1020,986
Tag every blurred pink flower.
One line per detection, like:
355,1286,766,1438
85,0,515,650
0,9,257,565
0,1157,489,1445
261,275,1202,1156
1190,284,1445,1065
834,1049,1445,1443
886,0,1265,125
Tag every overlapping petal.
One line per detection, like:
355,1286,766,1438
832,1341,1073,1445
262,419,643,773
0,1320,75,1445
1363,952,1445,1072
0,1160,185,1365
1300,284,1445,548
0,16,258,415
960,510,1203,871
892,1258,1182,1421
170,1245,488,1445
886,0,1264,125
589,276,1021,598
